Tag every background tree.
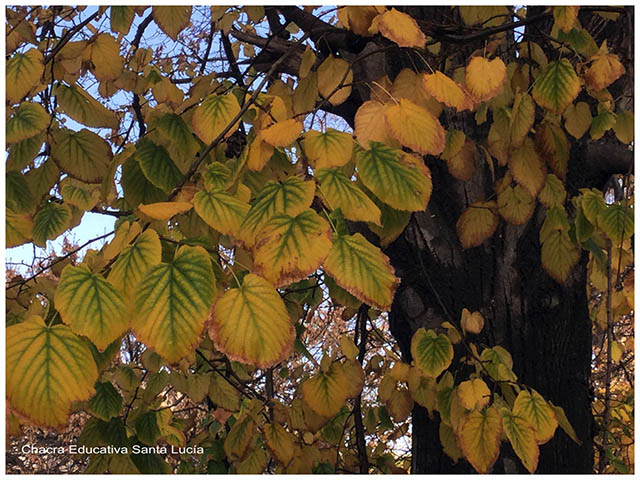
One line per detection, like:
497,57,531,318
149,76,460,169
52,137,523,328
5,5,634,474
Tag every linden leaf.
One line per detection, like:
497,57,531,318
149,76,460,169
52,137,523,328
488,107,511,166
590,111,616,140
411,328,453,377
461,308,484,335
208,372,241,412
376,8,426,48
356,142,432,211
51,128,113,184
7,132,45,172
513,390,558,444
585,51,625,92
135,138,183,192
132,246,216,363
6,48,43,104
421,71,473,111
246,135,275,172
458,406,503,473
386,387,414,423
465,57,506,102
152,6,192,40
209,273,294,369
55,265,128,350
54,84,119,130
600,204,633,244
445,137,477,181
532,59,581,114
6,316,98,429
316,168,381,225
138,201,193,220
457,379,490,411
192,93,241,144
224,413,256,461
614,110,634,144
89,33,123,81
60,178,100,211
302,361,350,417
500,409,539,473
456,201,499,249
553,6,579,33
110,6,134,34
408,367,437,413
323,232,399,310
510,92,535,145
261,119,303,147
563,102,592,139
6,211,34,248
354,100,398,148
317,56,353,106
148,112,201,174
535,122,570,180
540,227,580,284
498,185,535,225
254,209,332,287
264,423,296,467
6,171,35,214
384,98,445,155
440,422,463,463
509,138,546,197
391,68,443,118
88,382,123,421
549,403,581,445
121,157,166,208
303,129,354,169
32,202,72,247
193,188,250,238
6,102,49,144
538,174,567,208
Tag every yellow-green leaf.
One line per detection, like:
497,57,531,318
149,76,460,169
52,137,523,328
550,403,581,445
264,423,296,467
192,93,241,144
356,142,432,211
457,379,490,411
600,204,633,244
456,201,499,249
149,112,201,174
110,6,134,35
317,55,353,106
384,98,445,155
132,246,216,363
323,232,399,310
60,178,100,211
510,92,535,145
465,56,506,102
497,185,535,225
538,174,566,208
316,168,381,226
254,209,332,287
138,201,193,220
208,371,241,412
135,138,183,192
563,102,592,139
532,59,581,114
6,171,35,214
7,132,45,172
153,6,192,40
302,360,350,417
509,138,546,197
6,211,33,248
55,265,128,350
500,409,539,473
6,316,98,429
376,8,426,48
6,48,43,104
224,413,256,461
209,273,294,369
6,102,49,144
89,33,123,81
32,202,72,247
553,6,579,32
590,111,616,140
614,110,634,144
51,128,113,183
193,188,250,238
541,228,580,284
411,328,453,378
458,406,502,473
535,122,570,180
303,129,353,169
88,381,123,421
54,83,119,130
513,389,558,444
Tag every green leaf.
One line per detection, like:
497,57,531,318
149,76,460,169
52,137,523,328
538,174,567,208
60,178,100,211
6,316,98,428
532,59,581,114
590,111,616,140
135,138,183,192
193,188,250,238
32,202,72,247
600,203,633,243
121,157,166,208
500,409,539,473
88,382,123,421
25,159,60,202
6,48,43,104
7,132,45,171
6,171,35,214
51,128,113,183
192,93,240,144
6,102,49,144
135,411,162,445
55,265,129,351
148,112,201,174
411,328,453,377
323,232,399,310
54,83,119,129
132,245,216,363
110,6,134,34
356,142,432,211
303,128,354,169
203,162,232,190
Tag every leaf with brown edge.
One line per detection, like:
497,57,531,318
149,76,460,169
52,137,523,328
497,185,535,225
538,174,566,208
323,232,399,311
317,55,352,106
89,33,123,81
224,412,257,461
354,100,398,148
421,71,473,111
585,47,625,92
253,209,332,287
6,102,49,144
264,423,296,467
509,138,546,197
51,128,113,184
376,8,426,48
302,129,354,169
456,201,499,249
261,119,303,147
209,273,294,369
465,57,506,102
6,48,43,104
384,98,445,155
458,406,503,473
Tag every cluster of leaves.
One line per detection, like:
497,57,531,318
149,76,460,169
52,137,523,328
5,5,633,473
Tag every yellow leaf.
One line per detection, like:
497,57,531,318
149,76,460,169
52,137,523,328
535,122,570,180
391,68,443,118
55,83,120,129
323,233,399,310
456,201,499,249
152,77,184,107
132,246,216,363
6,211,33,248
513,390,558,444
440,422,463,463
538,174,567,208
541,226,580,284
384,98,445,155
303,129,353,169
261,119,303,147
549,403,581,446
488,108,510,166
411,328,453,378
498,185,535,225
192,93,241,144
457,379,490,411
354,100,398,148
376,8,426,48
302,361,350,417
585,49,625,92
500,409,539,473
614,110,634,144
563,101,592,139
316,168,381,226
340,334,359,361
317,55,353,106
6,48,43,104
611,340,624,363
293,73,318,115
193,188,250,238
465,57,506,102
445,137,477,181
421,71,473,111
90,33,123,81
254,209,332,287
408,367,437,413
299,45,315,78
532,59,581,114
152,6,192,40
224,413,256,461
246,135,275,172
590,111,616,140
6,102,49,144
209,273,294,368
6,317,98,429
510,92,535,145
386,387,414,423
458,406,502,473
461,308,484,335
509,138,546,196
264,423,296,467
343,6,380,37
459,6,510,27
553,6,579,33
138,201,193,220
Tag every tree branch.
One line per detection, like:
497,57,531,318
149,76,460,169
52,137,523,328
43,9,100,64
